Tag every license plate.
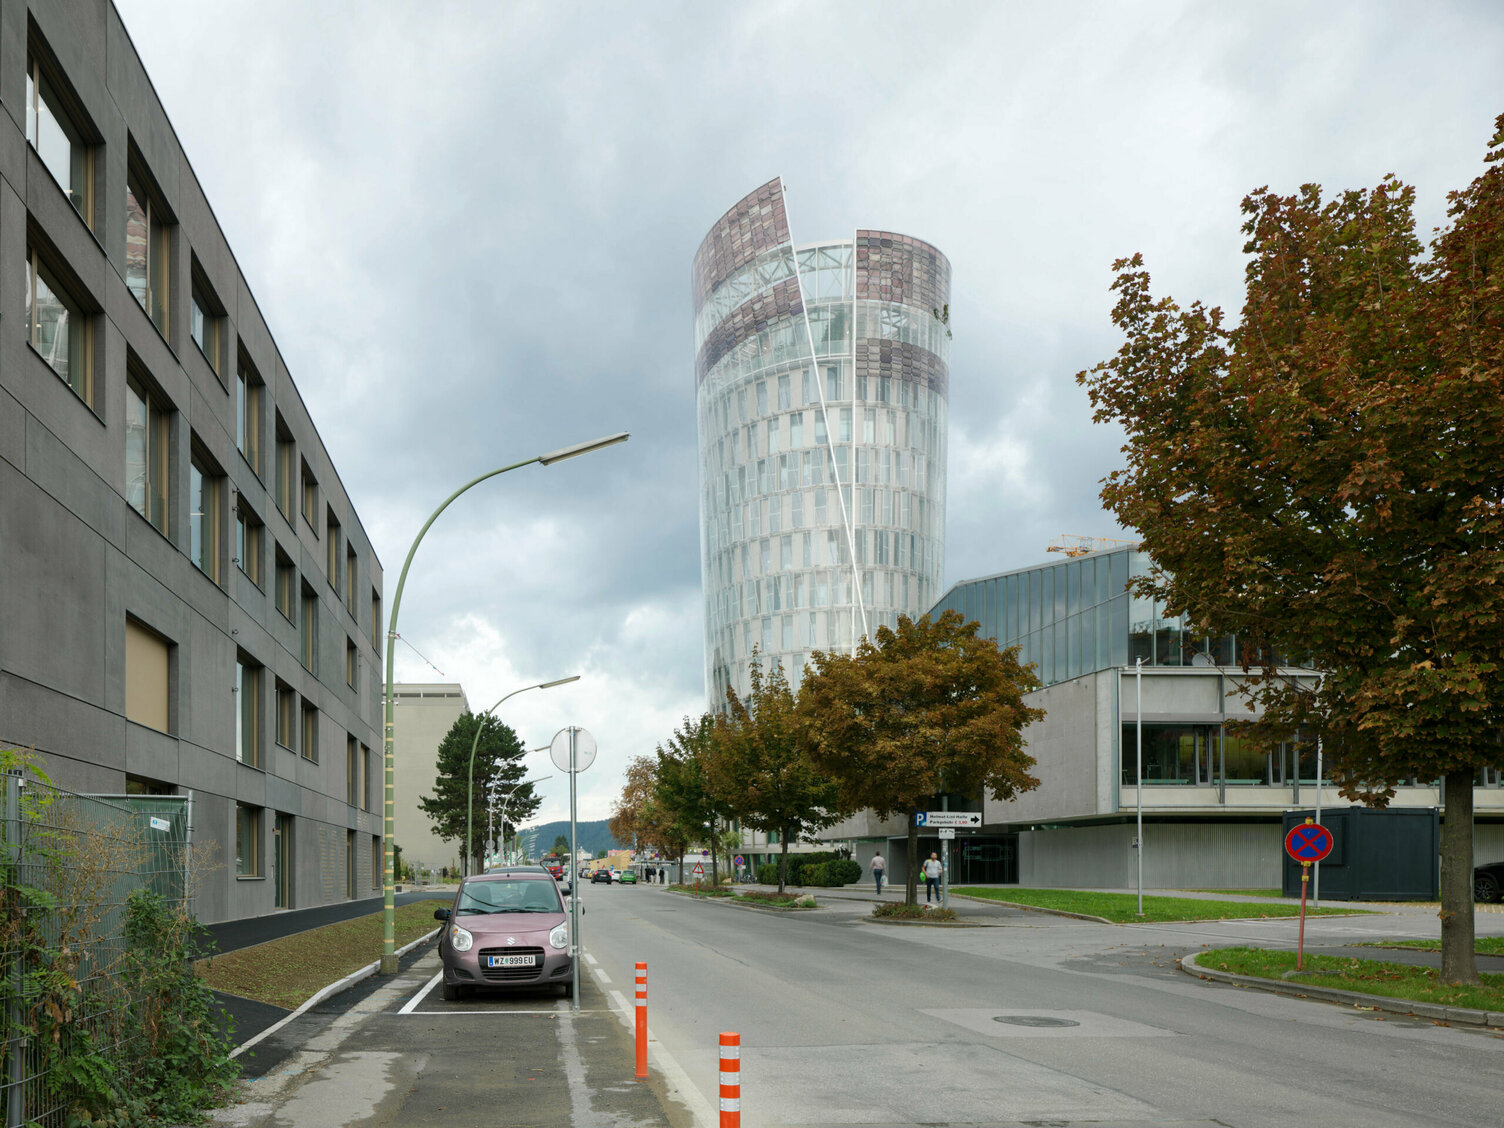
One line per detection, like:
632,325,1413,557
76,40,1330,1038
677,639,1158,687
487,954,536,968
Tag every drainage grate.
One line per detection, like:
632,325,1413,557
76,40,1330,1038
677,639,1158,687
992,1015,1081,1028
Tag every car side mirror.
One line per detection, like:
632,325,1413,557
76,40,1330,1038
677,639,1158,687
433,907,450,921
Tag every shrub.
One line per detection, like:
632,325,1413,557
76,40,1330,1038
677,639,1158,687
756,862,781,885
873,902,958,922
828,859,862,886
801,862,831,886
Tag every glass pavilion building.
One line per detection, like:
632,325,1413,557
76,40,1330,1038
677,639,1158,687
694,179,950,706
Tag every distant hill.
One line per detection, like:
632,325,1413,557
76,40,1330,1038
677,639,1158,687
515,819,625,859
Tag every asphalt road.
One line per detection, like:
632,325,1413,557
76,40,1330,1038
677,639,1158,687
577,883,1504,1128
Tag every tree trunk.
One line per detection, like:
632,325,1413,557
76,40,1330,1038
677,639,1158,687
905,817,919,906
1440,766,1480,985
778,830,790,895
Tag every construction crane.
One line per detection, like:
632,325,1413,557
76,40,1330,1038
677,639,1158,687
1046,534,1138,558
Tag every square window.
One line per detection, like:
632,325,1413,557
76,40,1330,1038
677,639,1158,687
26,47,94,226
25,248,94,406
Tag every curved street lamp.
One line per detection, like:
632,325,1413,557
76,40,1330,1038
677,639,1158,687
489,773,551,864
466,687,576,876
379,431,628,974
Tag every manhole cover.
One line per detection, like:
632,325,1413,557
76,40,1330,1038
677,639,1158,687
992,1015,1080,1028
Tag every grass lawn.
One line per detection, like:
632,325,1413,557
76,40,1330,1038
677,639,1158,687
1198,946,1504,1013
196,902,441,1010
1356,937,1504,957
674,884,808,907
952,887,1367,924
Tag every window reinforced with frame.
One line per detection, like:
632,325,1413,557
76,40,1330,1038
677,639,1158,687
371,833,382,888
124,616,171,733
189,446,224,583
125,159,172,337
362,743,373,812
237,358,264,477
300,583,318,672
275,679,296,750
26,38,95,226
326,507,342,593
346,735,359,805
190,261,226,378
275,415,295,519
25,245,94,406
301,460,319,532
371,590,382,657
235,803,261,876
235,656,262,768
345,638,358,690
301,698,319,763
235,499,264,586
125,372,170,533
345,545,359,617
274,544,296,621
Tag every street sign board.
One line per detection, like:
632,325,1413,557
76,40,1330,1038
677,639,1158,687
733,854,745,867
937,827,955,840
1285,823,1334,863
915,811,981,829
692,863,705,875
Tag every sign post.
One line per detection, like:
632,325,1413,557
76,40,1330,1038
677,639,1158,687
550,726,597,1010
1284,817,1334,970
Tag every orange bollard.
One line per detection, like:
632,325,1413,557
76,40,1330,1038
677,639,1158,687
634,962,648,1079
719,1031,741,1127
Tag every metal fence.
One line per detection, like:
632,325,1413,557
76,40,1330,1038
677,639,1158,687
1,770,191,1128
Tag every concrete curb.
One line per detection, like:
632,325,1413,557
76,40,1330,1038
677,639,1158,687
229,926,442,1058
1180,950,1504,1028
666,888,818,912
860,916,988,928
949,893,1113,924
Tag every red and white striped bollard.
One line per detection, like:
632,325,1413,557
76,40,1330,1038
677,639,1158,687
719,1031,740,1127
634,961,648,1079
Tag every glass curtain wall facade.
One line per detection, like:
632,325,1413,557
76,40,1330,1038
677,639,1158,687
695,179,950,706
931,545,1245,690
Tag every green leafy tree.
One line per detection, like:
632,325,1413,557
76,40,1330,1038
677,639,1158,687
799,611,1044,905
609,755,658,853
1076,115,1504,984
654,715,732,883
417,711,533,874
552,834,571,856
709,655,841,893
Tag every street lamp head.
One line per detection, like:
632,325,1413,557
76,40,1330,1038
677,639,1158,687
539,675,581,690
538,431,629,466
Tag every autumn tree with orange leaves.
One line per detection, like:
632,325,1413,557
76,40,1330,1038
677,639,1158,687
1078,114,1504,984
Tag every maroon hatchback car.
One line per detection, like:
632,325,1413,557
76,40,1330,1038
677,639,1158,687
433,872,573,1000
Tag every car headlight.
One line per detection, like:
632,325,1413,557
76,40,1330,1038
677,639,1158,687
450,924,473,952
549,923,568,951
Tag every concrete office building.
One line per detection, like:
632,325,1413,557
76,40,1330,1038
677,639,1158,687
391,682,469,874
694,178,951,707
0,0,385,923
835,544,1504,889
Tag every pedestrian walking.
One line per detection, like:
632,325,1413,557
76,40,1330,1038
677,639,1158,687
923,852,943,903
870,851,887,895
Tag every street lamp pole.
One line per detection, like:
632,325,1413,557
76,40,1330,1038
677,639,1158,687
465,679,578,876
378,432,628,975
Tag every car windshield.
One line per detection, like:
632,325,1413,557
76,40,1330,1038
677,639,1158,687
454,879,561,915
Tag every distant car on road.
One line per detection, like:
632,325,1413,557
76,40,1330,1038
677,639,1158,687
619,869,637,884
433,872,572,1001
1476,861,1504,902
590,869,612,885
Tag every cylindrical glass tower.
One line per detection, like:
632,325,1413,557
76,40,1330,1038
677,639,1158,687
694,178,950,707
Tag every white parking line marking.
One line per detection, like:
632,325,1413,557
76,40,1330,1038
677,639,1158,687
596,969,611,984
585,953,599,966
398,970,443,1015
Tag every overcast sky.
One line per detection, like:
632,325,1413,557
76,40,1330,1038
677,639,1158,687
115,0,1504,826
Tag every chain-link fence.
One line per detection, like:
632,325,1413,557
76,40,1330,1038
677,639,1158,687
1,770,192,1128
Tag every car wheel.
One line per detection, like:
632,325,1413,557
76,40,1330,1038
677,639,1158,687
1476,874,1501,903
441,980,461,1002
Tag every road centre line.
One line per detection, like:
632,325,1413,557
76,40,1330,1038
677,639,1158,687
399,970,443,1014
